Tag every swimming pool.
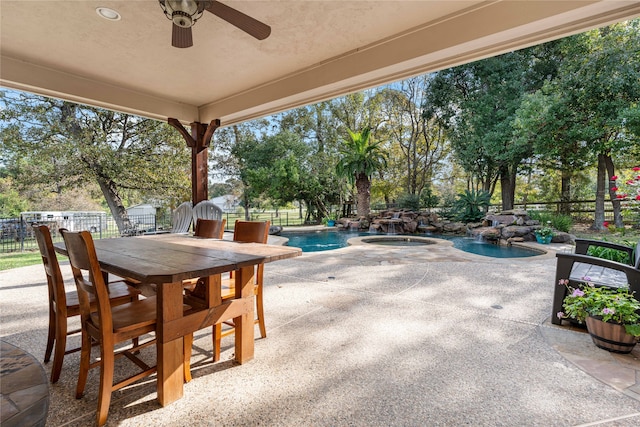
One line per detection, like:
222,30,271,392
280,230,541,258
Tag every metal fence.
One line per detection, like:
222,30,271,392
0,210,308,253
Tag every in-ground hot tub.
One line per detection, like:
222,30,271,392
347,235,448,248
354,236,439,246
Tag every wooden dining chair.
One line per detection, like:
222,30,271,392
194,217,226,239
183,218,227,299
33,225,141,384
60,229,192,427
213,220,270,361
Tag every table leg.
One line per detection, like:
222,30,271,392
156,282,184,406
234,265,255,364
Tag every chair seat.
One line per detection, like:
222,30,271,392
65,281,140,312
91,296,157,333
570,262,628,288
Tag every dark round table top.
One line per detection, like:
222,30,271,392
1,340,49,427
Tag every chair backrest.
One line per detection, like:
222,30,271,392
192,200,223,225
172,201,193,233
232,220,270,284
635,240,640,269
233,220,270,244
33,225,67,310
60,229,113,334
194,218,226,239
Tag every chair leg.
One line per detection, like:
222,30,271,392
183,333,193,383
213,323,222,362
256,291,266,339
96,347,114,427
50,317,67,383
44,307,56,363
75,331,92,399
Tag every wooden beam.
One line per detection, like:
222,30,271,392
168,118,221,205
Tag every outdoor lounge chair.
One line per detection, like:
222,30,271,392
551,238,640,325
172,201,193,233
192,200,224,227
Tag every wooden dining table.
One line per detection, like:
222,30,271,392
54,233,301,406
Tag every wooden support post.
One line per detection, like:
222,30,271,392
168,118,221,205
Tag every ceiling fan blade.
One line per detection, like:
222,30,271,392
206,1,271,40
172,24,193,48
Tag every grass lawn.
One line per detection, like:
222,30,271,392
0,251,42,271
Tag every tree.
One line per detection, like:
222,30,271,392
515,20,640,227
377,76,449,197
0,91,191,232
335,127,388,216
425,50,535,210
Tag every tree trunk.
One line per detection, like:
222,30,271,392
560,168,572,215
355,173,371,217
96,176,132,234
592,153,606,230
500,165,516,211
603,154,624,228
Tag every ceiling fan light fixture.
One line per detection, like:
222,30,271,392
160,0,207,28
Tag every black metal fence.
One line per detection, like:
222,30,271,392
0,210,307,253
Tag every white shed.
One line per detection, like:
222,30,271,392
126,204,156,217
211,195,239,213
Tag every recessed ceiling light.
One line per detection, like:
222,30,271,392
96,7,121,21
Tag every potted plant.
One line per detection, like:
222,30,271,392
534,222,554,244
557,279,640,353
323,213,337,227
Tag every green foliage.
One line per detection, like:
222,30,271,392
534,225,555,238
453,189,491,222
0,177,29,217
438,194,458,221
585,239,634,264
559,280,640,336
420,186,440,211
528,210,573,233
397,193,420,211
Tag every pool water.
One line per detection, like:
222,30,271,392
280,230,540,258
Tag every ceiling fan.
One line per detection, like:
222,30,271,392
159,0,271,48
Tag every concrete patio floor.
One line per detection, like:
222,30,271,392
1,238,639,426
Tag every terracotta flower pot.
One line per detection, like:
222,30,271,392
585,316,638,354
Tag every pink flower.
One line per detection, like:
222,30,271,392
557,312,564,319
636,195,640,201
633,166,640,171
626,180,634,185
616,194,626,199
603,221,609,227
611,186,618,192
572,289,585,297
611,175,618,181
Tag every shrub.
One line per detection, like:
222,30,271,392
454,189,491,223
528,210,572,233
397,193,421,211
586,239,634,264
420,187,440,212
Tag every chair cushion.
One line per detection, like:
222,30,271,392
570,262,629,288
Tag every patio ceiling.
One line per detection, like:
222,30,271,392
2,1,640,127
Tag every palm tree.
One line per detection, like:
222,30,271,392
336,127,387,217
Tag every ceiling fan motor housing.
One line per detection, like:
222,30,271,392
160,0,208,28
